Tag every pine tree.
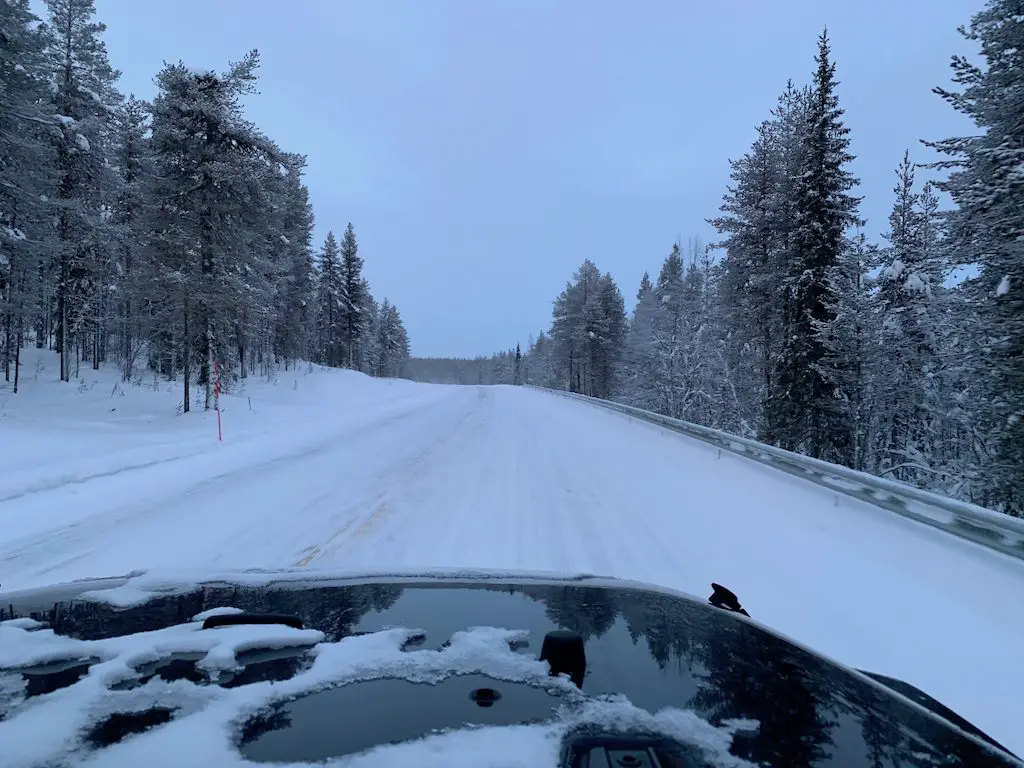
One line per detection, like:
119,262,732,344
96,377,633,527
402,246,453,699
525,331,554,387
770,30,862,464
0,0,55,391
710,83,812,437
272,153,315,369
339,222,367,369
619,272,660,410
866,152,943,481
926,0,1024,514
315,231,345,366
368,298,410,377
548,260,625,397
146,52,277,411
649,243,688,418
42,0,122,380
513,342,522,385
594,272,626,398
109,95,152,381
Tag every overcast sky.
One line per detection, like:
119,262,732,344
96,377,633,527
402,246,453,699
88,0,978,357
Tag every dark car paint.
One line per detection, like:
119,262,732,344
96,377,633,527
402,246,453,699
1,573,1019,767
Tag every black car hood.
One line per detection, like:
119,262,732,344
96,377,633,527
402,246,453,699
0,568,1019,767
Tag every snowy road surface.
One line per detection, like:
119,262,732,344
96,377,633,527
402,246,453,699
2,365,1024,754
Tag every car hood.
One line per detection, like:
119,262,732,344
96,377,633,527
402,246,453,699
0,568,1019,767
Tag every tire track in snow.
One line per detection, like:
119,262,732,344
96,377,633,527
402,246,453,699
0,390,435,504
307,388,496,568
0,388,469,587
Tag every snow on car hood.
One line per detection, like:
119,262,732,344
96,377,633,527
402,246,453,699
0,609,755,768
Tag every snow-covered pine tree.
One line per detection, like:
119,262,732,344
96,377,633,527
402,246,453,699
525,330,555,387
314,231,345,367
710,83,811,438
619,271,660,411
710,122,780,434
648,243,689,418
229,146,283,380
0,0,55,391
146,52,278,411
912,181,988,499
41,0,122,380
339,222,368,369
368,298,410,378
593,271,626,398
272,153,315,369
548,260,625,397
356,278,376,374
489,349,514,384
815,230,873,470
692,240,734,431
770,30,862,465
925,0,1024,514
865,152,943,481
108,95,152,381
677,239,724,428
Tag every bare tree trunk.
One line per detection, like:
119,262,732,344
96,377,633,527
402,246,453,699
182,289,190,414
3,310,10,382
235,321,246,379
13,319,22,394
58,257,68,381
205,324,214,410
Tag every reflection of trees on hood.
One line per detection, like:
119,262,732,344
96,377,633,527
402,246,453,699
527,587,619,641
850,675,1005,768
860,707,897,768
692,623,836,768
195,584,404,642
268,585,404,641
618,593,700,670
239,706,292,746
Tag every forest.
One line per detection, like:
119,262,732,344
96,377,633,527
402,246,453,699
431,4,1022,517
0,0,410,413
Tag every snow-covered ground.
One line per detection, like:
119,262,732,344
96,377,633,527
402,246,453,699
2,347,1023,755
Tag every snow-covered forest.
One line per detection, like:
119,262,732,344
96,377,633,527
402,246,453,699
0,0,410,413
459,6,1022,517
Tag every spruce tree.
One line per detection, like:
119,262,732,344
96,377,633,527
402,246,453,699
926,0,1024,514
146,53,276,410
315,231,345,366
272,154,315,369
42,0,122,380
651,243,686,417
868,152,942,481
711,83,811,438
620,272,659,410
771,30,861,464
0,0,55,390
339,222,367,369
109,96,152,381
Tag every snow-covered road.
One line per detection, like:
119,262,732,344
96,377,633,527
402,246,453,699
3,375,1023,753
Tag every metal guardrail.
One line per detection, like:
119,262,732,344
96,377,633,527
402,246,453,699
529,386,1024,561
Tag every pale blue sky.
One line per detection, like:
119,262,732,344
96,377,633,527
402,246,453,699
89,0,977,357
